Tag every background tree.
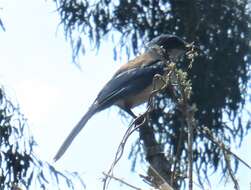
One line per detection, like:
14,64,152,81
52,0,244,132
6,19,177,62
0,88,85,189
54,0,251,188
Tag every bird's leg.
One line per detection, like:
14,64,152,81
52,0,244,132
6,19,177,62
122,107,137,119
121,106,147,126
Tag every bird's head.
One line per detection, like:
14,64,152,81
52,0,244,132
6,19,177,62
147,34,188,61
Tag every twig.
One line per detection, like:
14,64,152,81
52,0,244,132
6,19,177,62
150,46,197,190
198,126,251,190
171,55,195,190
103,115,146,190
171,131,183,186
149,165,175,190
199,127,251,170
103,173,141,190
222,150,240,190
186,110,194,190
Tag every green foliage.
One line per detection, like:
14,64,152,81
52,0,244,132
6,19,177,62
0,88,85,190
55,0,251,188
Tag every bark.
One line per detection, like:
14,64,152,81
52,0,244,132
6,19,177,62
139,119,179,189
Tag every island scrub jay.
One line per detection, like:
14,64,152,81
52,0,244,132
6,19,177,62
54,34,187,161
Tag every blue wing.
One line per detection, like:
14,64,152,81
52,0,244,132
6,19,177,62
94,60,164,110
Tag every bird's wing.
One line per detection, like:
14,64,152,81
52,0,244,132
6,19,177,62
94,60,164,109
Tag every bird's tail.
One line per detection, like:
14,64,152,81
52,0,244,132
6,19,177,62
54,105,97,161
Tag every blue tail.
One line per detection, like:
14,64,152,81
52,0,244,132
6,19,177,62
54,106,97,161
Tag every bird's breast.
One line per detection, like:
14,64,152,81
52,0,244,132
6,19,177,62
116,84,153,109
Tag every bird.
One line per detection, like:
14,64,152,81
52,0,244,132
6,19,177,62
54,34,188,161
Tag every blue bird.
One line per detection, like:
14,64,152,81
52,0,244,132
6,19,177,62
54,34,187,161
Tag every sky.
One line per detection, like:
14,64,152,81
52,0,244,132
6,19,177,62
0,0,250,190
